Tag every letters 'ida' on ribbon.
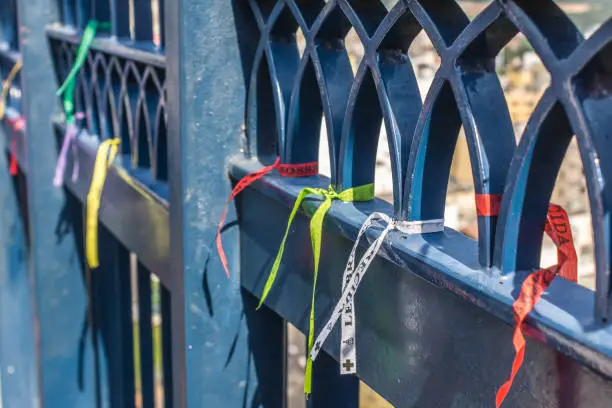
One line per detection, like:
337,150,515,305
216,157,318,277
86,138,121,269
54,20,101,187
476,194,578,407
309,213,443,381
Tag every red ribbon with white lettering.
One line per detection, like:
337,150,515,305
216,157,318,277
476,195,578,407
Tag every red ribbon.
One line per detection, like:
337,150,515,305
475,193,503,217
476,195,578,406
216,157,318,277
7,117,24,176
9,138,17,176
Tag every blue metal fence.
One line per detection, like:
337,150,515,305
0,0,612,407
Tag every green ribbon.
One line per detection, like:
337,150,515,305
256,183,375,396
56,21,107,124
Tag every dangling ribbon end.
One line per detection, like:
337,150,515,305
304,357,313,397
495,382,511,408
9,138,18,176
216,225,231,279
9,155,18,176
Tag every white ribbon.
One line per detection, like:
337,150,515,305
309,212,444,375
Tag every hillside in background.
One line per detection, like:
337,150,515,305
459,0,611,31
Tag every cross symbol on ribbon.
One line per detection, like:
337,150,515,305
308,212,444,378
342,359,354,373
309,212,444,374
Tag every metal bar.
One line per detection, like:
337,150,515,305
307,350,359,408
242,290,287,408
166,0,262,405
230,156,612,382
110,0,130,39
62,0,76,27
233,160,612,407
76,0,91,30
133,0,153,42
0,126,39,407
94,224,136,407
157,0,165,48
93,0,111,27
137,262,155,408
47,26,166,68
15,0,100,405
160,284,173,408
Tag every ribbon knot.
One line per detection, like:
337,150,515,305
308,213,443,383
322,185,339,199
254,183,374,396
216,158,319,277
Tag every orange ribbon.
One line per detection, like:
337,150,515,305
476,195,578,407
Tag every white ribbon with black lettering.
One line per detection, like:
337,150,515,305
309,212,444,375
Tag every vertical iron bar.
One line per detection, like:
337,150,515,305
133,0,153,42
166,0,264,406
161,284,173,408
0,131,39,406
157,0,165,48
111,0,130,39
76,0,91,30
137,262,155,408
307,350,359,408
16,0,98,405
95,225,136,407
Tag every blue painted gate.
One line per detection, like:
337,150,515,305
0,0,612,407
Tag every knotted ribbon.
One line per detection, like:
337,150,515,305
309,213,444,379
476,195,577,407
55,20,102,187
216,157,318,277
86,138,121,269
254,183,374,396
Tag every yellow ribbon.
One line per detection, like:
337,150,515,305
0,60,23,120
86,138,120,269
256,183,375,396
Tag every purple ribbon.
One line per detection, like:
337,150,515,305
53,112,86,187
53,124,78,187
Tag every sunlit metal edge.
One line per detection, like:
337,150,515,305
46,24,166,68
230,155,612,383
